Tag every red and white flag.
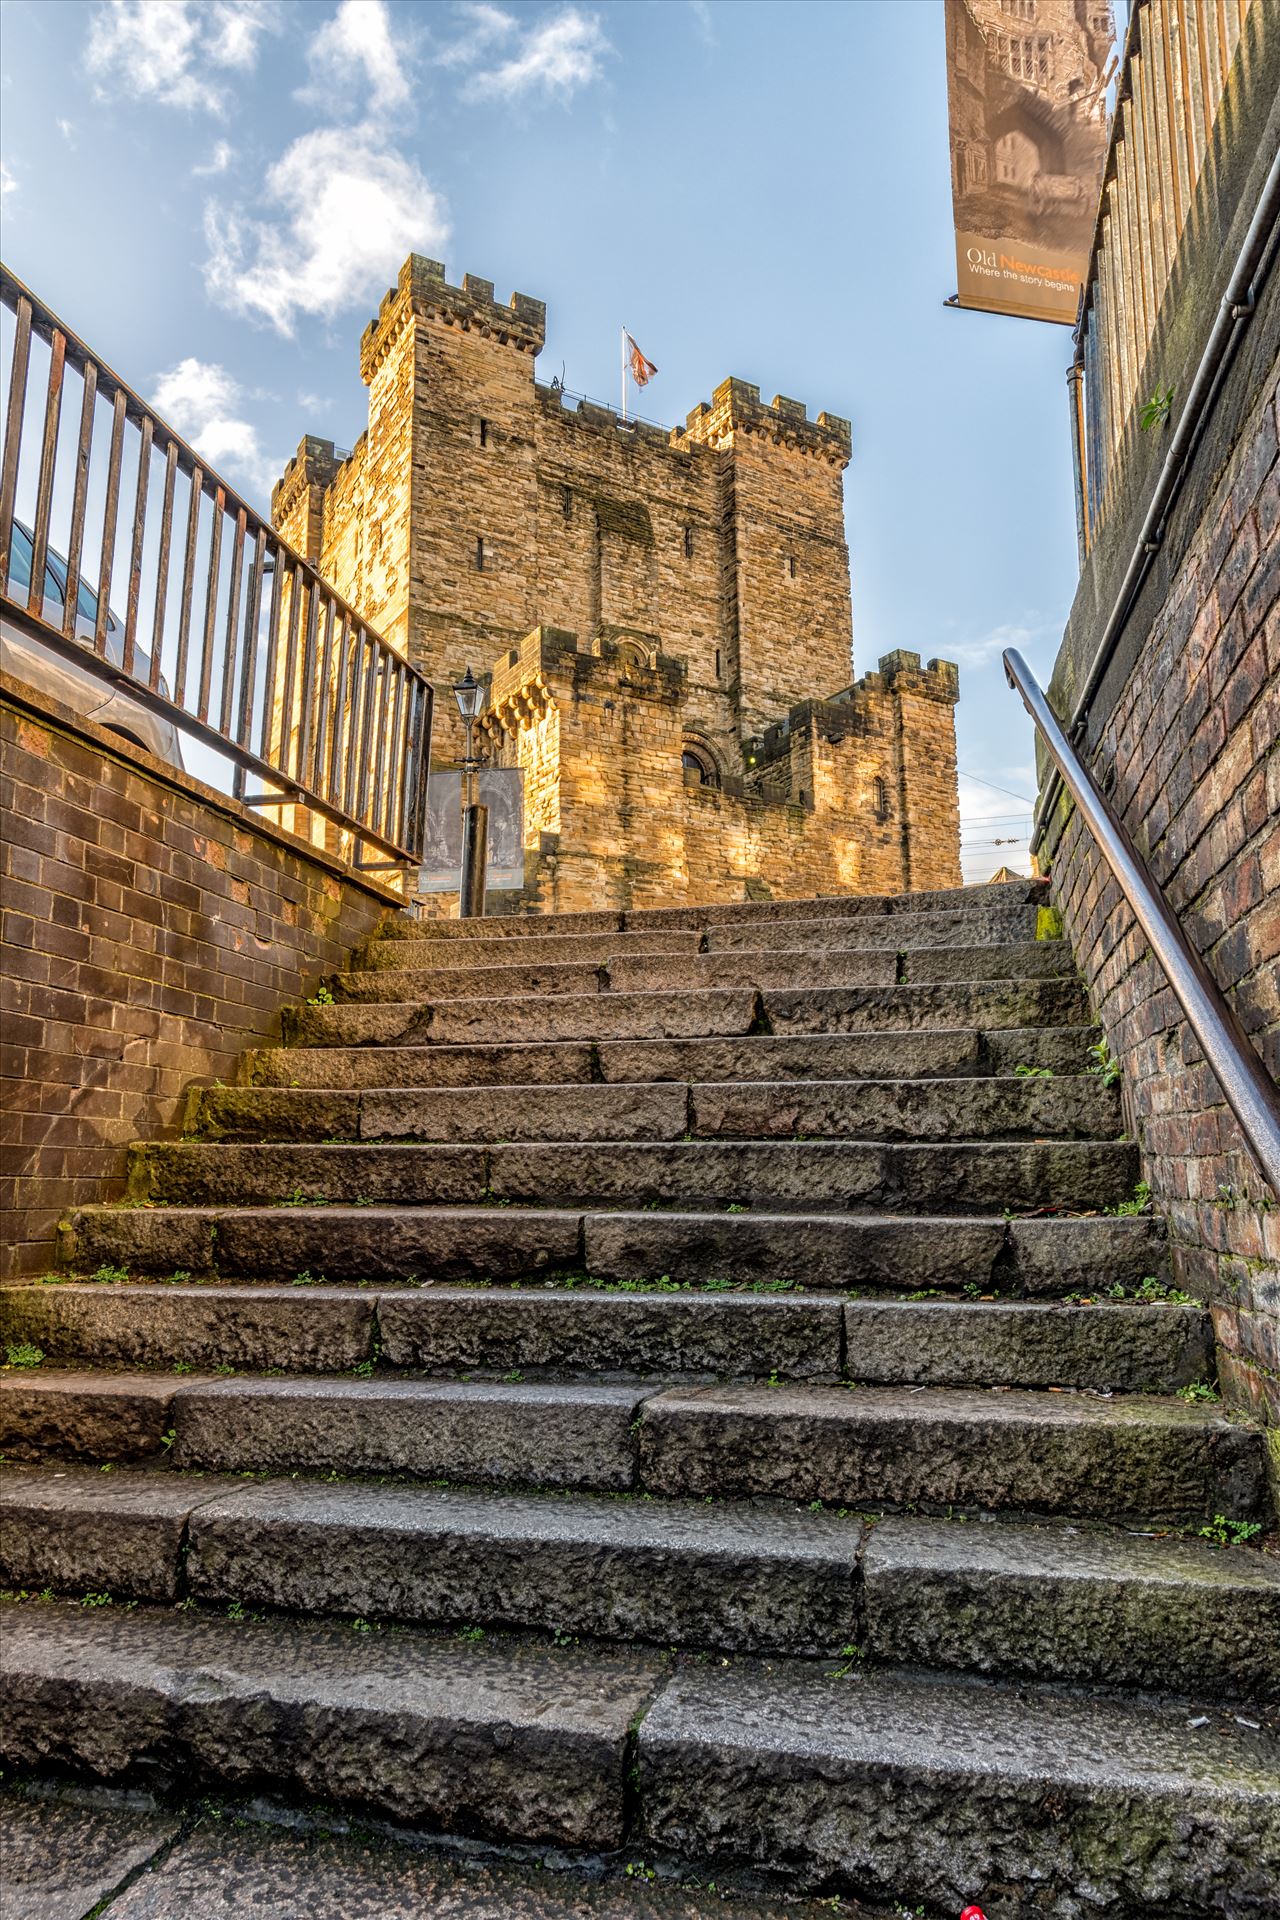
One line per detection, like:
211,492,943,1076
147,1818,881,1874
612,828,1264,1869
626,332,658,388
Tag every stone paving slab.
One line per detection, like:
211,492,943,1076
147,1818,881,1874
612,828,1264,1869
603,950,898,993
0,1466,232,1601
843,1298,1210,1390
863,1515,1280,1695
184,1477,863,1654
378,1287,844,1378
763,977,1091,1034
0,1792,180,1920
0,1602,663,1852
63,1205,585,1283
247,1039,600,1087
687,1072,1117,1142
704,904,1040,950
360,927,704,968
0,1372,195,1464
1,1283,376,1372
169,1376,652,1489
636,1383,1266,1524
635,1657,1280,1914
335,960,606,1002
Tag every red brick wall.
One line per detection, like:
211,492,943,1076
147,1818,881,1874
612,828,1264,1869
1,675,400,1277
1046,367,1279,1434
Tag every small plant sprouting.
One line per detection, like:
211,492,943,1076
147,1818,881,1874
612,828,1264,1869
1107,1179,1153,1217
349,1358,376,1379
4,1342,44,1369
160,1428,177,1451
169,1270,193,1285
456,1624,485,1643
307,985,335,1007
1087,1041,1122,1088
1198,1514,1263,1548
90,1264,130,1285
1139,385,1174,431
80,1591,113,1608
1177,1381,1220,1404
725,1202,748,1214
1014,1064,1054,1079
1134,1276,1194,1305
172,1362,193,1376
292,1269,325,1287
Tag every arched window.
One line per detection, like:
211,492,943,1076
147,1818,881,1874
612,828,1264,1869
682,747,719,789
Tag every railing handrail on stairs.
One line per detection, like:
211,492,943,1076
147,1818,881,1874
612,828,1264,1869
0,263,433,868
1003,647,1280,1194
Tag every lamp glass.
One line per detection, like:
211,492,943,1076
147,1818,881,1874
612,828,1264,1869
453,667,483,723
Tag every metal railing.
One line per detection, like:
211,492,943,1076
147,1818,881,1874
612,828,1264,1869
0,264,432,867
1004,647,1280,1192
1072,0,1258,553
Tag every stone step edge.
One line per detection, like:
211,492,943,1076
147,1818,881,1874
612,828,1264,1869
3,1595,1274,1915
315,970,1078,1014
55,1205,1167,1297
2,1470,1273,1690
184,1072,1119,1145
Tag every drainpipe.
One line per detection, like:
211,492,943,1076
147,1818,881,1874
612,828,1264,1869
1067,345,1089,571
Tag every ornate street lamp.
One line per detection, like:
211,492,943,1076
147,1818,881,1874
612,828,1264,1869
452,665,487,918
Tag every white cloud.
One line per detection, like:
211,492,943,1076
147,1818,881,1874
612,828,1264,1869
689,0,716,46
85,0,277,115
203,127,449,337
432,3,517,70
1,162,16,203
193,140,234,176
56,117,76,146
152,356,280,497
459,6,611,102
304,0,412,116
945,619,1047,670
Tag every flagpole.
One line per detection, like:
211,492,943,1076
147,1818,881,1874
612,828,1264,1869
620,326,627,422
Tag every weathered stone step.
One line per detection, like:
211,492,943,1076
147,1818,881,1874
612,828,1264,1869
3,1284,1201,1391
188,1073,1120,1146
7,1470,1275,1693
377,878,1049,943
0,1468,863,1656
332,941,1073,1004
863,1514,1280,1696
357,904,1042,970
282,977,1091,1048
126,1135,1139,1211
6,1370,1256,1522
244,1023,1100,1090
635,1658,1280,1911
638,1383,1264,1523
0,1601,663,1852
64,1204,1165,1297
0,1370,650,1486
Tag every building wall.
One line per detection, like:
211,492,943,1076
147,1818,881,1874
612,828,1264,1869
0,674,398,1277
485,631,960,913
272,253,959,906
1038,4,1278,1466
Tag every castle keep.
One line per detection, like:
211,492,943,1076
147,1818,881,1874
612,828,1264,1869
272,254,962,911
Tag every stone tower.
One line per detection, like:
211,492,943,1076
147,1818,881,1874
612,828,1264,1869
273,255,962,911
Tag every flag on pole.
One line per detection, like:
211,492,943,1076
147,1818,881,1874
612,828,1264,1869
626,333,658,389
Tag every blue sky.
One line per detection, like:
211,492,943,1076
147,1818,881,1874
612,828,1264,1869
0,0,1109,879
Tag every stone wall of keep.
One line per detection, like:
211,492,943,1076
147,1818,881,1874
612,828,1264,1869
1039,11,1278,1453
0,675,399,1278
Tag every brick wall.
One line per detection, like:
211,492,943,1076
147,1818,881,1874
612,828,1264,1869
1046,367,1279,1435
1038,7,1278,1465
0,675,400,1277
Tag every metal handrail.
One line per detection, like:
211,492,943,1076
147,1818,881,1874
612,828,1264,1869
1004,647,1280,1193
0,263,432,865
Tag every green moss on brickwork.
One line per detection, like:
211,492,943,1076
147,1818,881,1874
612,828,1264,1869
1036,905,1064,941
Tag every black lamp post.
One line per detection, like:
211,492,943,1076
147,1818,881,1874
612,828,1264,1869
453,666,487,918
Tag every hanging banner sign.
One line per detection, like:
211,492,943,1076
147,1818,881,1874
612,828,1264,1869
944,0,1115,324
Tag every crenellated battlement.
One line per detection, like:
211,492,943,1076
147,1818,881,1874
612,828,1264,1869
683,377,852,467
359,255,546,381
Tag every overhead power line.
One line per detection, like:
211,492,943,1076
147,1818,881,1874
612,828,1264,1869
958,768,1036,805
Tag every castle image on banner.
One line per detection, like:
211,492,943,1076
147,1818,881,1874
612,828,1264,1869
272,255,962,913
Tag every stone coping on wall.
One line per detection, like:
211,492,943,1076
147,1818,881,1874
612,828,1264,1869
0,670,406,915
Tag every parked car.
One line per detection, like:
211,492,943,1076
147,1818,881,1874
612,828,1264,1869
2,520,184,767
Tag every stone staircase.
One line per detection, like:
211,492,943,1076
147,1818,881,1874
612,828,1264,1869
2,877,1277,1918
